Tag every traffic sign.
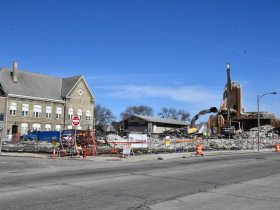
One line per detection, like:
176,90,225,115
148,123,153,132
72,116,80,126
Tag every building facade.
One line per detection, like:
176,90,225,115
120,114,189,134
0,62,95,136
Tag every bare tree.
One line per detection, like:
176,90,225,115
94,104,116,139
120,105,153,120
94,104,116,125
177,109,191,122
158,107,191,122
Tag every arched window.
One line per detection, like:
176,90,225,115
33,123,41,131
86,110,91,121
21,123,28,135
56,107,62,119
56,124,61,131
10,102,17,116
22,104,29,117
45,124,51,131
77,109,82,119
68,108,73,119
33,105,42,118
46,106,52,118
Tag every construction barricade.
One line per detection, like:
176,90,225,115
196,144,203,156
275,144,280,152
12,133,21,142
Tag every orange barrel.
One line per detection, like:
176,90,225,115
196,144,202,155
275,144,280,152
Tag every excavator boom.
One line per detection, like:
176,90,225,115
190,107,218,127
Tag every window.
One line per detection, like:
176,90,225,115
46,106,52,118
56,107,62,119
45,124,51,131
77,125,81,130
22,104,29,117
56,124,61,131
68,125,72,129
77,109,82,119
0,114,3,121
33,105,42,118
33,123,41,131
86,110,91,120
68,108,73,119
21,123,28,135
9,103,17,116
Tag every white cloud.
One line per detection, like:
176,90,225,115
96,85,221,104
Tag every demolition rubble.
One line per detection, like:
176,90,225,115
96,125,279,153
2,124,279,154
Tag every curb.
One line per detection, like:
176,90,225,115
0,150,276,161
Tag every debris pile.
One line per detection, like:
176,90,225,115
243,125,278,138
2,141,53,153
2,125,279,153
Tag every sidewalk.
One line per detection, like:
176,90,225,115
0,148,277,161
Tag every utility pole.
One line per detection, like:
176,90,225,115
0,89,8,155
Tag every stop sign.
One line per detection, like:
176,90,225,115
72,116,80,126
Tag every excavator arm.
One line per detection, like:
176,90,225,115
190,107,218,128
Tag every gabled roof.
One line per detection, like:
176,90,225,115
0,67,95,101
0,67,63,100
61,76,82,98
111,121,122,130
63,76,95,101
121,114,189,126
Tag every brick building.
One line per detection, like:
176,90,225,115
0,62,95,136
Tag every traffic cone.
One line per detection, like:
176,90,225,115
52,148,56,157
77,149,80,157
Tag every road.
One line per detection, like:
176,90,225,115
0,152,280,210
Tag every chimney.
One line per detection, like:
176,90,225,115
12,62,18,83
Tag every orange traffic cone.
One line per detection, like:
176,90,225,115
52,148,56,157
77,149,80,157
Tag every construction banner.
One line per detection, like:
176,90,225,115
166,136,170,146
128,134,147,148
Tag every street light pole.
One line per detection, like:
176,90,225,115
257,92,277,152
257,95,260,153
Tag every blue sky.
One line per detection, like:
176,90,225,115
1,0,280,122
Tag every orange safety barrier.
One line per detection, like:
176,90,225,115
12,133,21,142
196,144,203,156
276,144,280,152
171,139,197,143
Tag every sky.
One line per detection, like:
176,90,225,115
1,0,280,122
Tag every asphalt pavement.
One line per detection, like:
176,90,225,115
1,151,280,209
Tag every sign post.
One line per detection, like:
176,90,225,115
148,123,152,157
72,116,80,156
165,136,170,153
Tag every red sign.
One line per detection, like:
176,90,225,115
72,116,80,126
